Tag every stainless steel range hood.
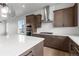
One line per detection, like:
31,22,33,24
43,6,51,23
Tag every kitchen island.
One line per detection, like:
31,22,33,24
0,35,44,56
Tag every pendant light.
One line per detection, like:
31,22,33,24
0,3,15,19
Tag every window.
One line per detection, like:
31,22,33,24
18,19,25,34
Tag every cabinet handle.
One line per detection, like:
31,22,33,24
24,51,32,56
32,54,34,56
63,23,64,27
74,47,79,53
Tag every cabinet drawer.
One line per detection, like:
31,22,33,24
19,48,33,56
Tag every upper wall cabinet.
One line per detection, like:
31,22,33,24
54,4,78,27
35,14,42,28
26,14,42,33
26,15,36,33
54,9,64,27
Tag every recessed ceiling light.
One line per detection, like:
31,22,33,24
22,5,25,8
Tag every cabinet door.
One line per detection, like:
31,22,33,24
54,10,64,27
35,15,42,28
64,7,74,27
26,15,34,24
26,15,37,33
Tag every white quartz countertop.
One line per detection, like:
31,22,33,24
0,35,44,56
69,36,79,45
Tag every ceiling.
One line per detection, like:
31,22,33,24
0,3,74,18
7,3,55,17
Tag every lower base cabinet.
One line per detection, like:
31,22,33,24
44,36,70,52
33,34,70,52
32,34,79,56
20,41,43,56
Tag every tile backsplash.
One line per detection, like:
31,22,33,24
37,22,79,35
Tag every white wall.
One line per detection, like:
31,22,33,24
7,18,18,35
0,12,28,36
33,3,79,35
6,16,26,35
0,22,5,35
0,17,18,35
0,5,18,35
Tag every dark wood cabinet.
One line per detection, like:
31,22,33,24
44,36,70,52
74,4,78,26
54,4,78,27
35,14,42,28
69,39,79,56
54,10,64,27
26,15,36,33
32,34,70,52
26,14,42,33
64,7,74,27
33,34,79,56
